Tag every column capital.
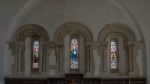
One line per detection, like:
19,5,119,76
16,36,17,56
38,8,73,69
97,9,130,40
8,41,24,49
126,41,142,49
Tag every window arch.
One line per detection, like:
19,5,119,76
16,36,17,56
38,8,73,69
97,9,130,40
53,22,93,74
8,24,49,75
98,23,139,76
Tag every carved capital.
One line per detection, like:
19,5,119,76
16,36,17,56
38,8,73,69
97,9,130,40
48,42,56,48
126,41,142,49
55,41,64,47
8,41,24,49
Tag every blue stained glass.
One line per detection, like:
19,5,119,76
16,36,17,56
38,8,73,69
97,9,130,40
71,50,78,64
70,38,79,69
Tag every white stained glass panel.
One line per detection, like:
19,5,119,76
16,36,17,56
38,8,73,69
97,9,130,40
110,40,118,69
32,40,39,69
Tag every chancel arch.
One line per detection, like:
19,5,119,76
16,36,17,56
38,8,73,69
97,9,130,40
8,24,50,76
98,23,139,76
53,22,93,75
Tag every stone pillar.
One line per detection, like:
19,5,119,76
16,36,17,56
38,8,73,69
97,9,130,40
127,41,138,77
128,45,133,73
89,43,94,75
118,38,126,75
132,45,138,76
55,42,64,75
100,43,107,75
106,43,110,74
40,41,49,75
55,46,60,73
49,49,56,76
79,36,85,73
9,41,24,75
13,47,18,74
93,49,100,77
64,35,70,73
85,41,94,76
24,37,31,75
60,44,64,75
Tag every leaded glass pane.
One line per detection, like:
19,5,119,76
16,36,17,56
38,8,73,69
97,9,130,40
70,38,79,69
32,40,39,69
110,39,118,69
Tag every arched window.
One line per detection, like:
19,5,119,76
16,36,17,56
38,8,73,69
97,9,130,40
98,23,139,76
54,22,93,75
8,24,49,75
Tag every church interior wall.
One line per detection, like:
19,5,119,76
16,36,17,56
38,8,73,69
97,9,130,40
0,0,150,84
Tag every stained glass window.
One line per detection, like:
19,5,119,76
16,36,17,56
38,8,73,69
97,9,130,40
70,38,79,69
32,40,40,70
110,39,118,70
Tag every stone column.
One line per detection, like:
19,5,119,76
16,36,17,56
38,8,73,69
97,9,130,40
18,47,24,74
85,42,94,76
64,35,70,73
127,41,138,76
60,44,64,75
118,38,126,75
49,49,56,76
9,41,24,75
39,41,49,75
79,36,85,73
93,48,100,77
55,42,64,75
128,45,133,73
24,37,31,75
106,43,110,74
13,47,18,74
99,43,107,75
132,45,138,76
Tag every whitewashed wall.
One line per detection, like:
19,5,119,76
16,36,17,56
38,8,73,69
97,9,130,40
0,0,150,83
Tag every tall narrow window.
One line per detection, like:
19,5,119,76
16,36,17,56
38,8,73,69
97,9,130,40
32,40,40,72
70,38,79,70
110,39,118,72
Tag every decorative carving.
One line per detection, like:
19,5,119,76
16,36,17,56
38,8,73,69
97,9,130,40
14,24,49,41
98,23,136,42
53,22,93,42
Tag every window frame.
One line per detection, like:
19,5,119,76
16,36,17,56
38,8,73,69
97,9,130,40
69,35,80,73
31,37,40,73
110,38,119,73
8,24,50,75
97,23,138,76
